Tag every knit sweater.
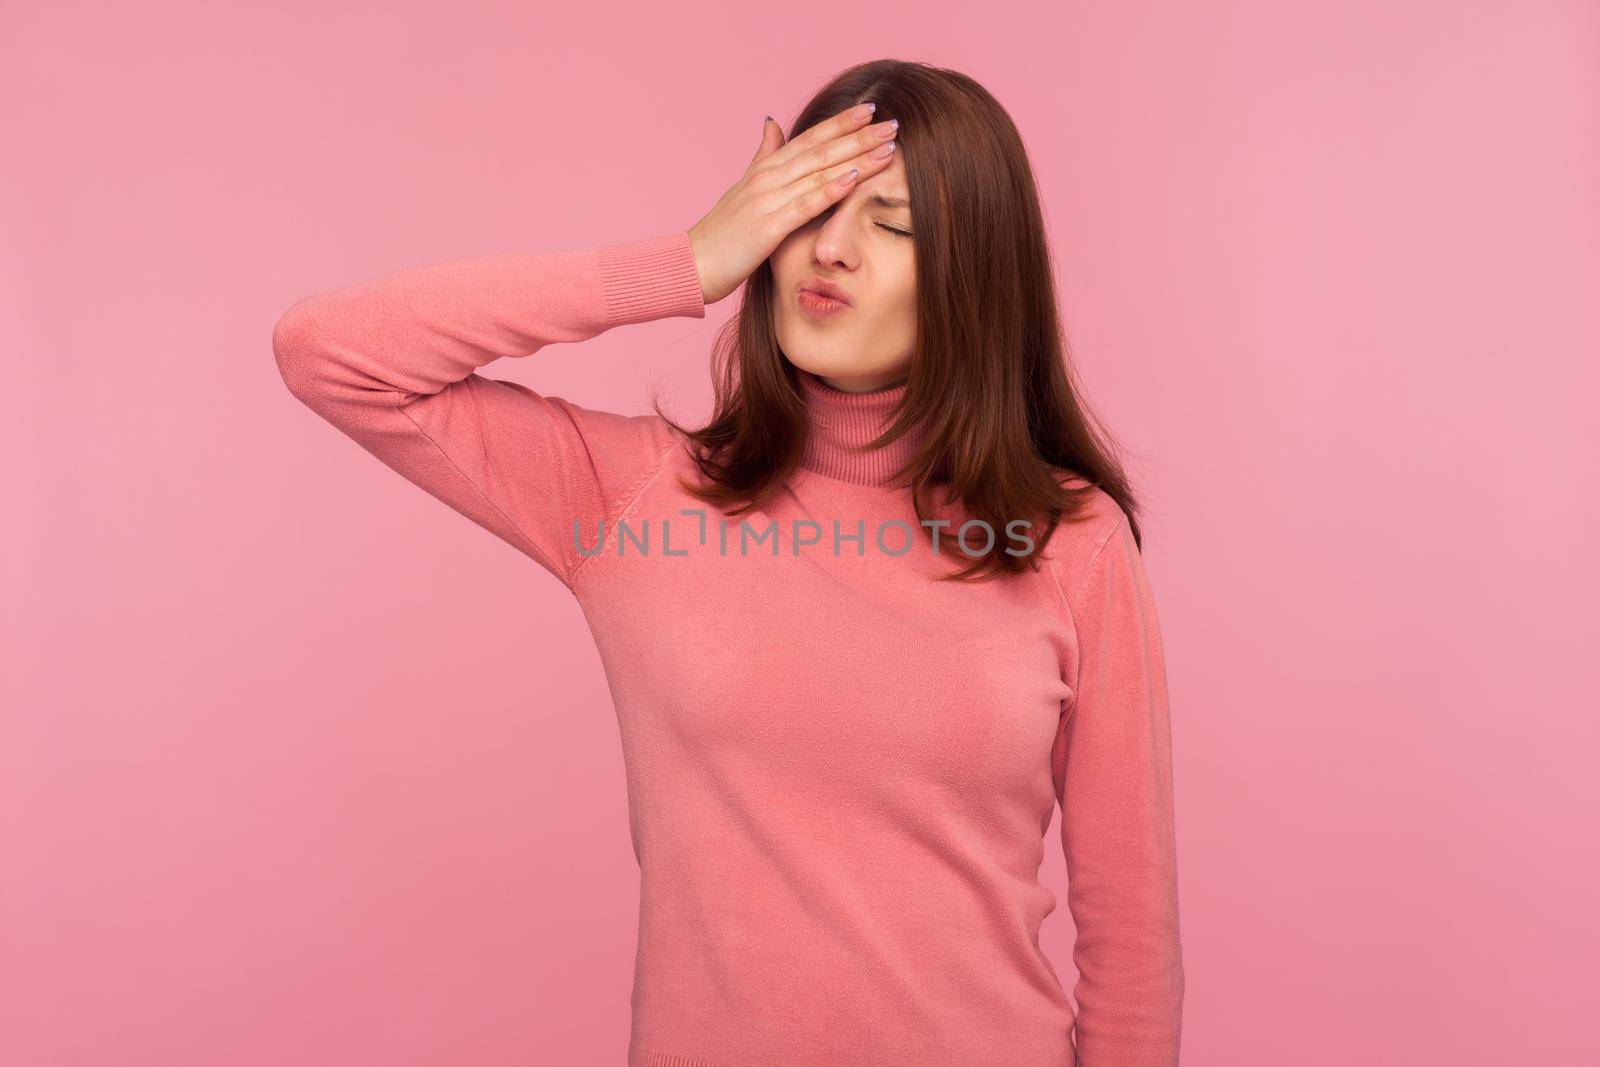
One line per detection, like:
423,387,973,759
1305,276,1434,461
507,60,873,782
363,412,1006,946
271,230,1185,1066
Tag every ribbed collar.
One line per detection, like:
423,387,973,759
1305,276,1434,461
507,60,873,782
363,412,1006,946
797,368,931,487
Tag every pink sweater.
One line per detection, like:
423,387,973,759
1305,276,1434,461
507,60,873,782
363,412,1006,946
272,230,1185,1066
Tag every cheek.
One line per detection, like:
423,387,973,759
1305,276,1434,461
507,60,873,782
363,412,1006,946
888,274,917,332
878,248,915,303
768,235,805,285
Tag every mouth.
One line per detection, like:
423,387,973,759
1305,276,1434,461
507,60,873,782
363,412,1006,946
797,279,854,316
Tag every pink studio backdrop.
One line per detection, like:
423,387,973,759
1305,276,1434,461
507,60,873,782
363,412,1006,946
5,2,1597,1064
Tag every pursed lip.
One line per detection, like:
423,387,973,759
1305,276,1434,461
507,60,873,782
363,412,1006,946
799,277,854,307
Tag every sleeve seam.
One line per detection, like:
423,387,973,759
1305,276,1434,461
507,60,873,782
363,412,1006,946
1066,514,1127,618
395,393,558,578
1044,552,1076,726
568,430,683,590
1055,514,1126,718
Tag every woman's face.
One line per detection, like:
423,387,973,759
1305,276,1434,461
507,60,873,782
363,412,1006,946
769,153,917,393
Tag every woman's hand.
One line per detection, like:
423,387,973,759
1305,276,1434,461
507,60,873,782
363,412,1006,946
687,104,900,305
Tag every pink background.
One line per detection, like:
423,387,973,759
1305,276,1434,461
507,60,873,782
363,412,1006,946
5,2,1597,1064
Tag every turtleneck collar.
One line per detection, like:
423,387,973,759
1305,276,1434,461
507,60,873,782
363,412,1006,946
796,368,931,487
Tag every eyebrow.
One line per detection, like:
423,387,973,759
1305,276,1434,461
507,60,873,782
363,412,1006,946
865,193,911,209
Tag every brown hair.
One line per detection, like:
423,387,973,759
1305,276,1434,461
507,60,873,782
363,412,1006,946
650,58,1148,581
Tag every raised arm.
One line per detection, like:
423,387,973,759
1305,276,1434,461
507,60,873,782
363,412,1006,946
270,231,705,590
270,98,910,591
1051,513,1186,1065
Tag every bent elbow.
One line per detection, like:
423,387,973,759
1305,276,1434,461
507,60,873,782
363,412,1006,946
271,296,335,404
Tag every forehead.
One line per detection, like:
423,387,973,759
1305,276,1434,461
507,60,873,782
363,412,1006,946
855,157,911,207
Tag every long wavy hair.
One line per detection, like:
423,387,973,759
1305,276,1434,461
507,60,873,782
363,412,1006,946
651,58,1147,582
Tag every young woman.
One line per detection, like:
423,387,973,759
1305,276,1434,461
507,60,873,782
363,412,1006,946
274,59,1184,1067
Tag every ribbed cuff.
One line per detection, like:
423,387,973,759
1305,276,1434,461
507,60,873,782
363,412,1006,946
594,231,707,328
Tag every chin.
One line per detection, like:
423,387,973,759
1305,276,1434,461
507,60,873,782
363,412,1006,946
779,347,859,380
775,325,909,385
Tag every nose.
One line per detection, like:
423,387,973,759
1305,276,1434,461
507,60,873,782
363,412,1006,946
810,204,860,271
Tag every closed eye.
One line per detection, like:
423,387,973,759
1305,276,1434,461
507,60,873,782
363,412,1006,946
812,204,913,238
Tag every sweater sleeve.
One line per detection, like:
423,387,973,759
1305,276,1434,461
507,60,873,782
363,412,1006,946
270,230,706,591
1050,513,1186,1066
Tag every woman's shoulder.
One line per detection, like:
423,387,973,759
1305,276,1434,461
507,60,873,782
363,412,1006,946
1037,469,1133,598
1048,469,1128,534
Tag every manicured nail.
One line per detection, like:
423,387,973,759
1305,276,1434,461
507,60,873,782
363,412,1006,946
870,141,896,160
838,168,860,186
853,102,876,121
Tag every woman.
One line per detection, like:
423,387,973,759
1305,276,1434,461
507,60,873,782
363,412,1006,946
274,58,1184,1067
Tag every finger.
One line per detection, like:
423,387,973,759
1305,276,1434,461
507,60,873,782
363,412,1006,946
776,139,899,227
756,102,877,177
752,115,785,166
768,117,898,192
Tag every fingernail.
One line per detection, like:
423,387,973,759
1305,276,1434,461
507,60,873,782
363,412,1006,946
853,102,876,121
